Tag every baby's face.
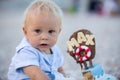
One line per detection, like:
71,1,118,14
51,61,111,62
23,10,61,53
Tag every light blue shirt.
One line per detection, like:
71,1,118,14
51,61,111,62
8,38,64,80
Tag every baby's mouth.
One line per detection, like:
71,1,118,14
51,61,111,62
40,44,48,47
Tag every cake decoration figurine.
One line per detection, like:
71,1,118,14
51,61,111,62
67,29,117,80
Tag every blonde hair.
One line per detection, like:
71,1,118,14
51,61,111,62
23,0,63,27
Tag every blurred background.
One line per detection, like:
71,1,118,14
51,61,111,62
0,0,120,80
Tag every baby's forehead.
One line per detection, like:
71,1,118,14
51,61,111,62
27,10,61,23
25,9,61,27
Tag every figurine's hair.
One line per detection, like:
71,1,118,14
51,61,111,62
23,0,63,27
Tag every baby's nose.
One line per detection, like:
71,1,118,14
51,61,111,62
40,33,49,40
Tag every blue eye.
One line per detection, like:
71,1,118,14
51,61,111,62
35,29,41,33
49,30,55,34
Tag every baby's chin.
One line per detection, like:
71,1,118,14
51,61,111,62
38,47,51,54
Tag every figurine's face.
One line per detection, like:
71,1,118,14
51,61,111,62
80,49,86,57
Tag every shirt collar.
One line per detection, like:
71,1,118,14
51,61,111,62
16,37,31,53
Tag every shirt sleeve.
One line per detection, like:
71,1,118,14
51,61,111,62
14,47,40,72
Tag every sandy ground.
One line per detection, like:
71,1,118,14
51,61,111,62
0,8,120,80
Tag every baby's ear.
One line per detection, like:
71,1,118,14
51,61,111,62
59,27,62,33
22,27,27,35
